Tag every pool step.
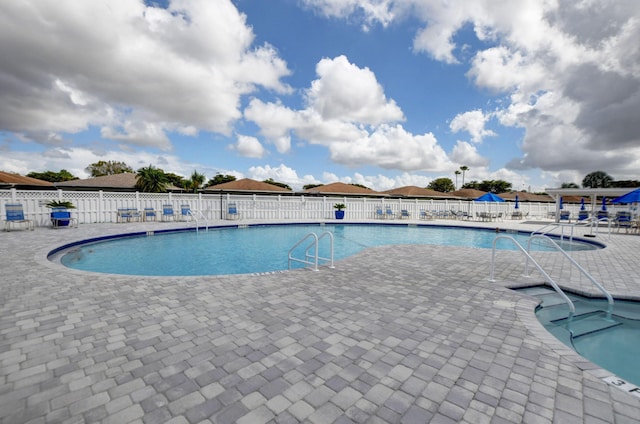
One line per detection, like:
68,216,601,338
552,311,622,338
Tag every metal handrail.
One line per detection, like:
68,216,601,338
526,234,614,320
288,231,334,271
489,235,576,321
531,222,575,242
184,209,209,232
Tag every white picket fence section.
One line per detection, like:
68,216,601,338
0,188,567,227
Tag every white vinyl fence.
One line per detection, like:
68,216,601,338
1,188,567,228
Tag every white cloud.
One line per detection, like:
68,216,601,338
450,141,489,168
246,56,455,172
449,110,495,143
233,135,266,158
306,55,404,125
0,0,290,148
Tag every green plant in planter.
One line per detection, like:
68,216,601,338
333,203,346,211
46,200,76,209
333,203,346,219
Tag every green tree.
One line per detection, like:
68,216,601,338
85,160,133,177
184,170,206,193
135,165,168,193
27,169,77,182
303,183,323,190
462,180,481,190
164,172,185,188
459,165,470,187
582,171,613,188
454,170,461,189
427,177,455,192
206,174,236,187
477,179,512,193
263,178,291,190
611,180,640,188
350,183,371,190
561,182,579,188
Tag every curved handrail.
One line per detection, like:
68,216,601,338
527,234,613,319
316,231,335,269
490,235,576,320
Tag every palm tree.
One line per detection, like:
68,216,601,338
454,170,461,189
460,165,470,187
185,170,206,193
135,165,168,193
582,171,613,188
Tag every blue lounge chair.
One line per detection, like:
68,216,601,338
615,212,633,232
143,207,157,221
399,209,410,219
577,211,589,221
559,211,571,222
162,204,175,221
117,208,140,223
227,202,240,220
375,206,384,219
4,203,34,231
419,209,433,220
385,207,395,219
181,204,192,221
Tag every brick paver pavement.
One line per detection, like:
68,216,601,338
1,219,639,423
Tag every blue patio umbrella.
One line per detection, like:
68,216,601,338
559,196,563,209
601,197,607,211
475,192,505,202
611,188,640,204
514,195,519,209
580,197,585,210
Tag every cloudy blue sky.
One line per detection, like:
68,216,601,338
1,0,639,192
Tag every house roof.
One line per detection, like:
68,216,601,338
56,173,139,189
204,178,292,193
55,173,182,191
383,186,449,198
0,171,54,187
448,188,487,199
498,191,554,202
304,182,386,196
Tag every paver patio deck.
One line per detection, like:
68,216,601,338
1,219,640,423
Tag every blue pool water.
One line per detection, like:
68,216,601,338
517,286,640,387
56,223,599,276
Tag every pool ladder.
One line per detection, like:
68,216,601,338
288,231,334,271
490,234,615,340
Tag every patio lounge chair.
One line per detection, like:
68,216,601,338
180,204,192,221
577,211,589,221
559,211,571,222
4,203,34,231
385,207,395,219
419,209,433,220
227,202,240,220
615,211,633,232
399,209,410,219
143,207,157,221
162,204,175,221
117,208,141,223
375,206,385,219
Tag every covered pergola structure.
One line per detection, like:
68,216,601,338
545,187,636,222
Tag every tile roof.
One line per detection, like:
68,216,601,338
499,191,554,202
204,178,292,192
55,172,139,188
304,182,386,196
383,186,449,198
448,188,487,199
0,171,54,186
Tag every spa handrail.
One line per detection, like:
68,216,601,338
489,235,576,321
527,234,613,319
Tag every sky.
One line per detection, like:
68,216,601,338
1,0,639,192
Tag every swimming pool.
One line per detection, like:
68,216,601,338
517,286,640,387
51,223,601,276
